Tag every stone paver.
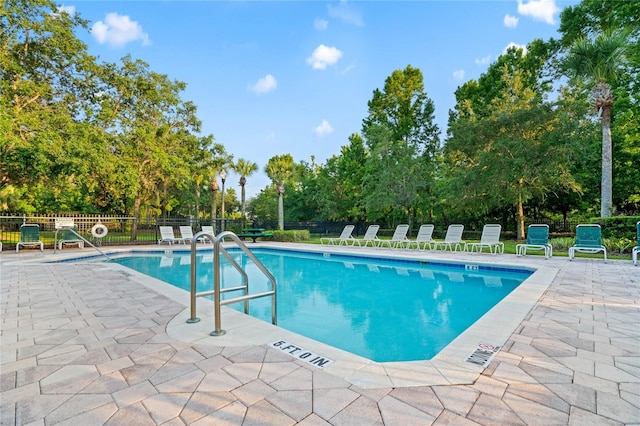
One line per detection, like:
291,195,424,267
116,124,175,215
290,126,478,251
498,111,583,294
1,245,639,425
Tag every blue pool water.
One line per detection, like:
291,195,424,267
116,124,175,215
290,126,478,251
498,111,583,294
113,249,532,362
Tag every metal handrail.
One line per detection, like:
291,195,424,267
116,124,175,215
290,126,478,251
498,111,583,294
53,227,110,260
187,231,277,337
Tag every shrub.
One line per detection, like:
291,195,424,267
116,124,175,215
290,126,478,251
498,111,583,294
590,216,640,239
549,237,574,251
604,237,634,254
271,230,310,242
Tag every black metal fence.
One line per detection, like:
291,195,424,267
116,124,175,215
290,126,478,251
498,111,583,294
0,214,586,251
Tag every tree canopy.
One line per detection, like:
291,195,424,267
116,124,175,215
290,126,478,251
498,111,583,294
2,0,638,232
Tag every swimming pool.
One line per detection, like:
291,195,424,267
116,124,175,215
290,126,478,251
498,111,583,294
113,248,532,362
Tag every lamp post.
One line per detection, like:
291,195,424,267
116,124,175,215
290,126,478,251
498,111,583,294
220,169,227,232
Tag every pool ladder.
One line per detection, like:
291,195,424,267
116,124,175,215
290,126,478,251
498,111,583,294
187,231,277,336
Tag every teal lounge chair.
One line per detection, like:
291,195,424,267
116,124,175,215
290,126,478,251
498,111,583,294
516,224,552,259
58,228,84,250
633,221,639,266
569,224,606,263
17,224,44,252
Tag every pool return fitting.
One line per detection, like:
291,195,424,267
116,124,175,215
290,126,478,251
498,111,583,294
187,231,277,336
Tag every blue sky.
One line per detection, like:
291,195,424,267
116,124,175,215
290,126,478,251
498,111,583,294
66,0,578,198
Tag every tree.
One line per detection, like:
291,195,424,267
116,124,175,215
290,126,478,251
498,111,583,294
1,0,104,212
265,154,294,230
361,65,440,229
445,67,579,239
315,134,369,221
235,158,258,230
562,30,630,217
91,56,208,237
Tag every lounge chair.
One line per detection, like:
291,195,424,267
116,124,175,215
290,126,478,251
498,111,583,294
632,221,639,266
321,225,356,246
379,224,410,249
16,224,44,252
516,224,552,259
433,224,466,252
354,225,382,248
200,226,215,243
158,226,186,245
58,228,84,250
467,224,504,254
569,224,607,263
407,224,435,251
179,226,196,243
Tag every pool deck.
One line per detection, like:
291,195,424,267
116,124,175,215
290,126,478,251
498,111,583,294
1,243,639,425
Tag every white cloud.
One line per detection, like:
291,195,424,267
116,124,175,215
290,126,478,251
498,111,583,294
517,0,560,25
503,42,528,55
452,70,466,81
327,1,364,26
504,14,519,28
314,18,328,30
91,12,150,48
307,44,343,70
248,74,277,95
313,120,334,137
475,55,491,65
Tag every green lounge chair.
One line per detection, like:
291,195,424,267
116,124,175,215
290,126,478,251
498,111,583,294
569,224,606,263
633,221,639,266
516,224,552,259
58,228,84,250
17,224,44,252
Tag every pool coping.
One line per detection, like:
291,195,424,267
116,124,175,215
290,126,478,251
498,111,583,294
3,242,557,389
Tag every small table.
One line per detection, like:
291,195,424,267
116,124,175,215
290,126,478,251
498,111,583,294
237,228,272,243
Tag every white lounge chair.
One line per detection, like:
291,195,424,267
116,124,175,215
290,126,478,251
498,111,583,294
200,226,215,243
17,224,44,252
569,224,606,263
433,224,466,252
379,224,410,249
516,224,552,259
354,225,382,248
467,224,504,254
407,224,435,250
158,226,186,245
179,226,195,243
321,225,356,246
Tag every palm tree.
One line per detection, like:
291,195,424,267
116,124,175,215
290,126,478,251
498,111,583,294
265,154,294,230
562,30,629,217
235,158,258,231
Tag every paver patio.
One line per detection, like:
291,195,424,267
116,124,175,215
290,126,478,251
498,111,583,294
1,244,638,425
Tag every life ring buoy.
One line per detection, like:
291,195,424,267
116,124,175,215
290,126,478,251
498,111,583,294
91,223,108,238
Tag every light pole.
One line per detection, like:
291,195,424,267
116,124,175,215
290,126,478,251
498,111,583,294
220,169,227,232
